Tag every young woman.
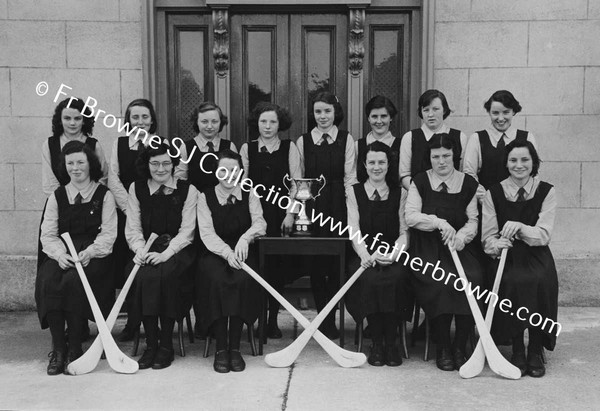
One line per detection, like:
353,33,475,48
399,89,467,190
240,102,300,338
174,101,237,193
36,141,117,375
295,91,357,338
125,143,197,370
356,96,401,185
482,140,557,378
405,133,483,372
463,90,539,202
196,150,266,373
346,142,412,367
108,98,163,341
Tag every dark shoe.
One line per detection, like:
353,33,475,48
152,347,174,370
368,344,385,367
229,350,246,372
436,346,454,371
527,352,546,378
214,350,230,373
47,351,65,376
117,324,137,342
453,348,467,371
511,350,527,377
267,323,283,339
63,348,83,374
385,344,402,367
138,347,157,370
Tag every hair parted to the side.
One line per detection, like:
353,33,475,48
136,142,180,180
364,141,399,188
124,98,158,134
417,89,452,120
247,102,293,134
365,95,398,119
312,91,344,126
52,97,95,138
217,149,243,170
504,139,541,177
191,102,229,133
425,132,456,167
484,90,522,114
58,140,103,183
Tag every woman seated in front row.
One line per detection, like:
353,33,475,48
125,143,198,370
482,139,558,378
196,150,266,373
405,133,484,372
346,141,412,367
37,141,117,375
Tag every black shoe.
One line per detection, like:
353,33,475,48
229,350,246,372
527,351,546,378
453,348,467,371
138,348,157,370
152,347,174,370
385,344,402,367
267,323,283,339
63,348,83,374
368,344,385,367
511,350,527,377
117,324,137,342
214,350,230,373
47,351,65,376
436,346,455,371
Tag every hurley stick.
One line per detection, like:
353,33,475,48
459,247,508,379
265,266,366,368
449,247,520,380
61,233,139,374
242,263,366,368
67,233,159,375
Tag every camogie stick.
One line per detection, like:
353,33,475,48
449,247,520,380
459,247,508,379
61,233,139,374
265,266,366,368
67,233,159,375
242,263,366,368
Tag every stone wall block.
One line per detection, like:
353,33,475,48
0,117,50,164
14,164,45,212
584,67,600,115
529,21,600,67
0,21,65,68
0,165,14,211
434,0,471,22
541,162,580,209
7,0,119,21
470,0,587,21
582,163,600,208
119,0,142,22
119,70,144,113
553,208,600,258
433,69,469,116
0,68,10,116
0,211,40,255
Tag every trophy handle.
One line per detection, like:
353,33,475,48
315,174,327,198
282,173,291,191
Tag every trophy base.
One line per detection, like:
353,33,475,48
290,231,314,237
290,223,314,237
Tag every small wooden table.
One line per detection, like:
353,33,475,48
256,236,349,355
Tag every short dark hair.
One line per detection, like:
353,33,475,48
52,97,95,138
124,98,157,134
191,102,229,133
247,102,293,133
364,141,399,188
504,139,541,177
417,89,451,120
58,140,103,183
136,142,180,180
484,90,522,114
365,95,398,119
312,92,344,126
217,149,243,170
425,132,456,166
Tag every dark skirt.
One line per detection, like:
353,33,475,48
410,231,485,319
491,243,559,350
35,252,113,329
345,254,414,322
129,244,196,323
195,249,261,333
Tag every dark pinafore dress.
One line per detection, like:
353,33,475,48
489,182,559,350
37,136,98,269
185,139,232,193
356,137,401,184
346,184,413,322
128,180,196,323
477,130,528,190
196,188,261,332
409,172,484,319
410,128,461,178
35,184,113,328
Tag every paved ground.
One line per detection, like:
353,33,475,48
1,307,599,410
